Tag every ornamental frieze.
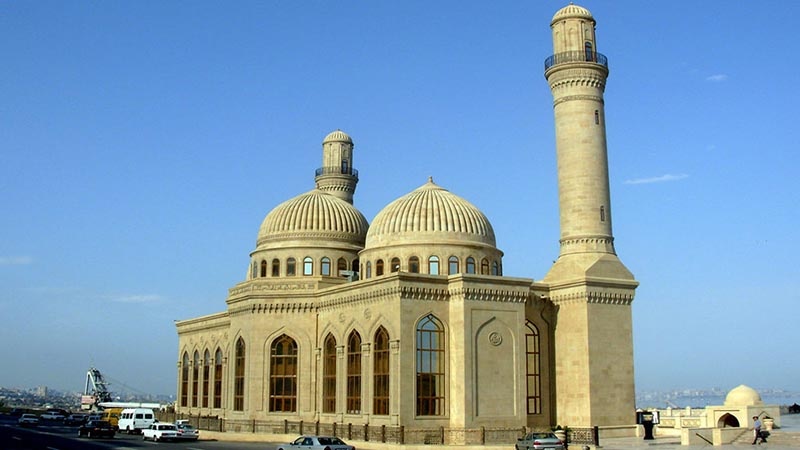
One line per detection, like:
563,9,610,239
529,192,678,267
549,289,634,306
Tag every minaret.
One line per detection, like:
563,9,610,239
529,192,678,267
315,129,358,204
543,4,638,430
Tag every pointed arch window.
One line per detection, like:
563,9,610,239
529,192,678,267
202,349,210,408
234,338,245,411
272,259,280,277
270,334,298,412
366,261,372,279
492,261,500,276
321,257,331,276
448,256,459,274
287,258,296,276
525,321,542,414
192,351,200,407
213,348,223,409
373,327,390,415
323,334,337,413
466,257,476,274
416,314,445,416
303,257,313,276
337,258,347,277
390,257,400,273
260,260,267,278
409,256,420,273
428,256,439,275
180,352,189,407
376,259,384,276
346,331,362,414
481,258,490,275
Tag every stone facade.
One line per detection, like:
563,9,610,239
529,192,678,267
175,3,638,441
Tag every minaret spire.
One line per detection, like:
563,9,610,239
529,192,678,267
315,129,359,204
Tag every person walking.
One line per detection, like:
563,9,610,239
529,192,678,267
752,416,762,445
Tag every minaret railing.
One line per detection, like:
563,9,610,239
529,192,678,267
315,166,359,179
544,51,608,70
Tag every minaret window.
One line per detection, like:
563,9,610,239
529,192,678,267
391,258,400,273
376,259,384,276
260,260,267,278
409,256,420,273
466,257,476,274
585,41,594,62
428,256,440,275
287,258,296,276
272,259,280,277
595,110,600,125
303,257,313,276
341,160,349,175
600,206,606,222
322,334,336,413
321,257,331,276
448,256,459,274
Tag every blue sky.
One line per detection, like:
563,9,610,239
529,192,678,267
1,1,798,397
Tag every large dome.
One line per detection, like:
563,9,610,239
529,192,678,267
257,189,368,247
365,178,496,249
552,3,593,24
724,385,763,406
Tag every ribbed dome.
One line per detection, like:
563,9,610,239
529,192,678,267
365,178,496,248
257,189,368,246
323,129,352,144
724,385,763,406
552,3,593,24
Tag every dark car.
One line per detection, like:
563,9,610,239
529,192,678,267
78,420,116,438
65,414,88,426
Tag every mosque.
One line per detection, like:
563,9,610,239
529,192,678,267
175,3,639,444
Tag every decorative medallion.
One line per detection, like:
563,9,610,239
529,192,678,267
488,331,503,346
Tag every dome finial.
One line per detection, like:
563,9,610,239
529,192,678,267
428,176,434,184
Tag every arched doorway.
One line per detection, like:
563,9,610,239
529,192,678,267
718,413,740,428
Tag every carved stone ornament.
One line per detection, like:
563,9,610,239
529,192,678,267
488,331,503,346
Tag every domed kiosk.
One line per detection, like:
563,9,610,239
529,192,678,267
176,4,640,445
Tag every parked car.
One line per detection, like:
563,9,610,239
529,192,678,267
65,414,88,426
142,423,179,442
78,420,116,438
278,435,355,450
515,432,565,450
18,414,39,427
175,422,200,440
40,411,66,421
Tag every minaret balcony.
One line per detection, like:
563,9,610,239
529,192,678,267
544,51,608,71
315,166,359,180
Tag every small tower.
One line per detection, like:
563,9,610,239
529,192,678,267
543,4,638,429
315,130,359,204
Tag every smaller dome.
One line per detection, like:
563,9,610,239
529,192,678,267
552,3,593,24
724,385,763,406
323,129,352,144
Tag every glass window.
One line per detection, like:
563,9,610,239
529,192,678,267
466,257,476,274
202,349,210,408
303,257,313,276
346,331,362,414
192,351,200,406
366,261,372,279
260,260,267,278
321,257,331,276
323,334,336,413
337,258,347,277
416,314,445,416
272,259,280,277
234,338,245,411
481,258,490,275
269,335,298,412
448,256,459,274
214,348,223,409
376,259,384,276
180,352,189,407
373,327,390,415
391,257,400,273
492,261,500,276
287,258,296,276
251,262,257,279
428,256,439,275
409,256,420,273
525,322,542,414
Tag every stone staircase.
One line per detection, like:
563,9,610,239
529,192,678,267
733,428,800,446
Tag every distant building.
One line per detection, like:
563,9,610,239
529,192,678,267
36,386,47,398
175,3,639,443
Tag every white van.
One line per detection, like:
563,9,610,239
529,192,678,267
117,408,156,433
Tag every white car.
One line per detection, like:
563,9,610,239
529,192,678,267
175,423,200,440
142,423,179,442
18,414,39,427
278,435,355,450
40,412,66,420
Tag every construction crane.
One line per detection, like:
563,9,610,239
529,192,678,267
82,367,113,410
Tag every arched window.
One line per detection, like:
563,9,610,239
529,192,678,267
337,258,347,277
347,331,362,414
481,258,490,275
373,327,390,415
251,262,257,279
287,258,296,276
272,259,280,277
303,257,313,276
321,257,331,276
409,256,420,273
376,259,384,276
234,338,245,411
180,352,189,407
270,334,298,412
352,259,359,273
260,260,267,278
428,256,439,275
366,261,372,279
323,334,337,413
466,257,476,274
448,256,459,274
585,41,594,62
525,321,542,414
213,348,223,409
416,314,445,416
492,261,500,276
192,351,200,407
390,257,400,273
202,349,210,408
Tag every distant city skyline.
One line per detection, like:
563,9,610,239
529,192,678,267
2,1,798,395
